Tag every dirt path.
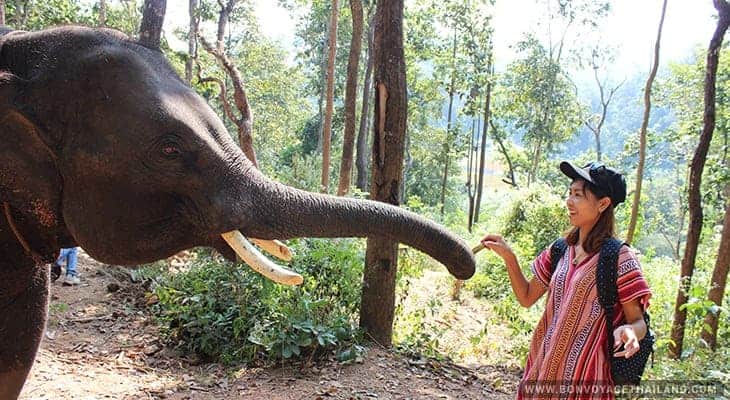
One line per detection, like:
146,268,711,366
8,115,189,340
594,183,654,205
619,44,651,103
20,251,519,399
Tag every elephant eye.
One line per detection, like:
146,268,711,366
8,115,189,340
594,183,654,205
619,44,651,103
162,145,181,157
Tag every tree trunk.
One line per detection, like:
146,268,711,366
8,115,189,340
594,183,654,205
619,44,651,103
98,0,106,26
701,184,730,350
139,0,167,49
490,121,517,188
467,115,477,233
670,0,730,359
626,0,667,245
528,138,543,187
0,0,5,26
185,0,199,84
360,0,407,347
402,131,411,200
337,0,363,196
439,26,458,217
474,57,493,224
321,0,339,193
356,10,376,192
198,0,257,166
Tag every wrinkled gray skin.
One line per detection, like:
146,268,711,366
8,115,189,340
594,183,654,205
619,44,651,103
0,26,475,399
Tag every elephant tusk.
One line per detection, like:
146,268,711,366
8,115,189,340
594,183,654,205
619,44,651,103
250,238,293,262
221,231,303,286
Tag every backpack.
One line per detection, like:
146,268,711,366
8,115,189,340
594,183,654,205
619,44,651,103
549,237,654,385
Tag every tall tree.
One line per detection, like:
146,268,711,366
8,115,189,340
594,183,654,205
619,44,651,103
138,0,166,49
355,9,375,192
0,0,5,25
185,0,199,85
670,0,730,359
337,0,363,196
359,0,407,346
702,184,730,350
626,0,667,245
455,2,494,225
197,0,258,166
321,0,339,193
500,35,582,187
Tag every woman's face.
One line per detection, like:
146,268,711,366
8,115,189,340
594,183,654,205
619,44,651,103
565,179,609,229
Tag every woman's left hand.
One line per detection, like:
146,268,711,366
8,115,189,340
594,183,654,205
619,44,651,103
613,325,640,358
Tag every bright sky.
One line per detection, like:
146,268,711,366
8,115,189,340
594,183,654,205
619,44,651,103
162,0,717,75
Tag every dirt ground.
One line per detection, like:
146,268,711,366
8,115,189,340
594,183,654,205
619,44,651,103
19,251,520,400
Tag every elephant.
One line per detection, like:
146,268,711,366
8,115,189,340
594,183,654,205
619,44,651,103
0,25,475,398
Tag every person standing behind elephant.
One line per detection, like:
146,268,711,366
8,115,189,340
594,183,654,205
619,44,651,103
480,161,652,399
52,247,80,286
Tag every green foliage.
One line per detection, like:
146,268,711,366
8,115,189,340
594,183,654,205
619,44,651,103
497,35,585,184
4,0,94,30
501,184,568,257
148,238,365,365
637,254,730,382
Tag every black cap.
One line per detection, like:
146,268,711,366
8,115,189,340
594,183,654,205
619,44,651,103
560,161,627,206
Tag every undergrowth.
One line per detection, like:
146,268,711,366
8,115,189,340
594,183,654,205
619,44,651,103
142,238,366,365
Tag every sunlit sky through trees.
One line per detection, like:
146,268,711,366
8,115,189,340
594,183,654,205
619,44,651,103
161,0,716,78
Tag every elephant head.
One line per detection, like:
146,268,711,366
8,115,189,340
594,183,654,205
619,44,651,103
0,26,476,282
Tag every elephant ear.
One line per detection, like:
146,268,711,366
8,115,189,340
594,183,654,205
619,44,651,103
0,72,73,261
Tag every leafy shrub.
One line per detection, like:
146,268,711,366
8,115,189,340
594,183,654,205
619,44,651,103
147,238,366,365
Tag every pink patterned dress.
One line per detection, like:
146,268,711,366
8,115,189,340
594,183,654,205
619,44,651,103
517,244,652,400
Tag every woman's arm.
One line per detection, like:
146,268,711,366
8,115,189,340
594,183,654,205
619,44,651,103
613,298,647,358
481,234,548,308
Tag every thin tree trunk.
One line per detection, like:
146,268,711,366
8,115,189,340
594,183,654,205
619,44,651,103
402,131,411,200
0,0,5,26
316,36,329,153
585,65,622,163
198,0,257,166
356,9,376,192
321,0,339,193
185,0,199,84
360,0,407,347
626,0,667,245
439,26,458,216
528,138,543,187
337,0,363,196
474,56,493,224
670,0,730,359
458,113,478,300
491,121,517,188
467,114,477,233
98,0,106,26
139,0,167,49
701,184,730,350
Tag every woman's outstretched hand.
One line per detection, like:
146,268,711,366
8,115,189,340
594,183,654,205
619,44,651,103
480,234,516,261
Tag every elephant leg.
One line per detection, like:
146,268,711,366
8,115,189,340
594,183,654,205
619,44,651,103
0,263,49,400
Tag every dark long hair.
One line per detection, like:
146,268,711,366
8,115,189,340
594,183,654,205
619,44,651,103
565,179,617,254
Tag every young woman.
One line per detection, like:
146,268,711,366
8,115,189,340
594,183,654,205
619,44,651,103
481,161,651,399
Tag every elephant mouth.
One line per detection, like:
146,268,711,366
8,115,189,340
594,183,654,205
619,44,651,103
212,231,303,286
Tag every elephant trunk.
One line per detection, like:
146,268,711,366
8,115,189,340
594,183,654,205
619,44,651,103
238,170,475,280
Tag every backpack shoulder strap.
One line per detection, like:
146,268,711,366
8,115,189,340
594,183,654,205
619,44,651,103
549,238,568,278
596,238,624,309
596,237,625,356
